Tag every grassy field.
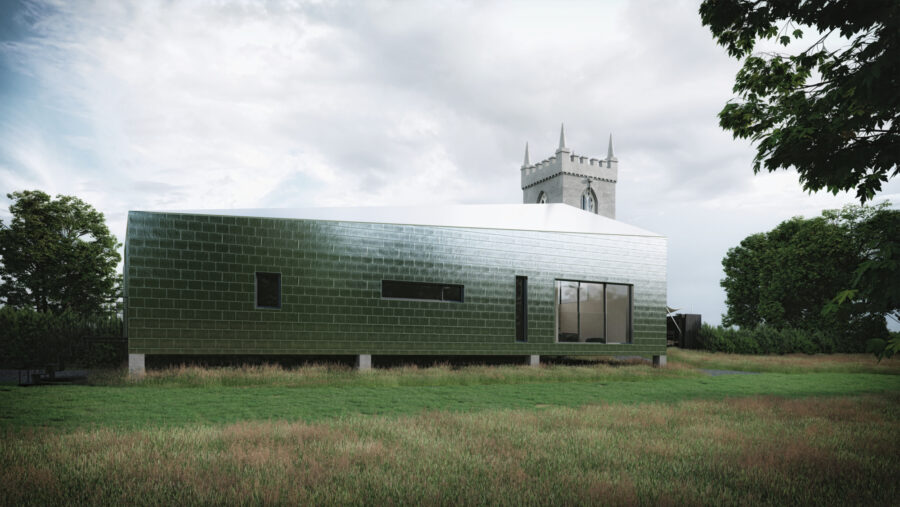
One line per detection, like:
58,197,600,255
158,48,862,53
668,348,900,374
2,351,899,505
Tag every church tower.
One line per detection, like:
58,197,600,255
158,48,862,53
521,124,618,219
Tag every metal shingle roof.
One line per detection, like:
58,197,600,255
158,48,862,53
148,203,663,237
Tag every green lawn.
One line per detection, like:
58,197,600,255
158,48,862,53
1,353,899,505
2,372,898,431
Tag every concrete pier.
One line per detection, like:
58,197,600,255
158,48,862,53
128,353,146,377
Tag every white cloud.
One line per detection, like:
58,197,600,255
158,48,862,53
1,0,897,325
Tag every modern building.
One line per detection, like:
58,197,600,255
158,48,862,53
125,130,667,374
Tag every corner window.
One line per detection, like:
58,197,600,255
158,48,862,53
556,280,631,343
256,272,281,309
382,280,464,303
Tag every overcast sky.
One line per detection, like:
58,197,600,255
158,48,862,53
1,0,898,325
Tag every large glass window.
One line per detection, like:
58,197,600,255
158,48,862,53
557,281,579,341
606,284,630,343
255,272,281,309
556,280,632,343
579,282,605,342
382,280,464,303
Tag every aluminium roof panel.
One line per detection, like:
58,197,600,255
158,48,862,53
140,203,663,238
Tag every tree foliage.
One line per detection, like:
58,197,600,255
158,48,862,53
0,190,121,316
721,202,896,351
700,0,900,202
721,214,858,329
844,206,900,326
823,203,900,358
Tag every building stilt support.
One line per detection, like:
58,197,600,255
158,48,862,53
129,353,146,377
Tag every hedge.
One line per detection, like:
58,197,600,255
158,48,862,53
0,307,124,369
697,323,854,354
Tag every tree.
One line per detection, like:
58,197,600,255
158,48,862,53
700,0,900,202
823,203,900,358
719,232,767,328
839,206,900,327
0,191,121,316
721,203,893,351
722,215,857,329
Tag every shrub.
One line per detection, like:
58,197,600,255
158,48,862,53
0,307,124,369
696,323,853,355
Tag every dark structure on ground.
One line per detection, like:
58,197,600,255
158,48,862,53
667,313,702,349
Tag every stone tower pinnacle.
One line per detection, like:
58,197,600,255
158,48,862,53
606,133,617,161
558,123,568,151
523,142,530,167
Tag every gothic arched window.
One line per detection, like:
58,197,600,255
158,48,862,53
537,192,548,204
581,188,597,213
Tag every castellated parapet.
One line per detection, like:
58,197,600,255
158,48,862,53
521,125,618,219
520,148,618,189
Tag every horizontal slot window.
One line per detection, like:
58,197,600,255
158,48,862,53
382,280,464,303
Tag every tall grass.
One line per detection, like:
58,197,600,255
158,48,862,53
669,347,900,374
87,359,700,388
2,394,897,505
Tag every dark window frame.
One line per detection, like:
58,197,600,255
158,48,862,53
555,279,632,344
516,275,528,342
381,280,465,303
255,271,282,310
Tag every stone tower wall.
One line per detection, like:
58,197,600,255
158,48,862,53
520,133,618,219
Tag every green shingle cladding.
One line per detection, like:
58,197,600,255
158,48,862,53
125,211,667,356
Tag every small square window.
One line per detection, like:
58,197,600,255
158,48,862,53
256,272,281,309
